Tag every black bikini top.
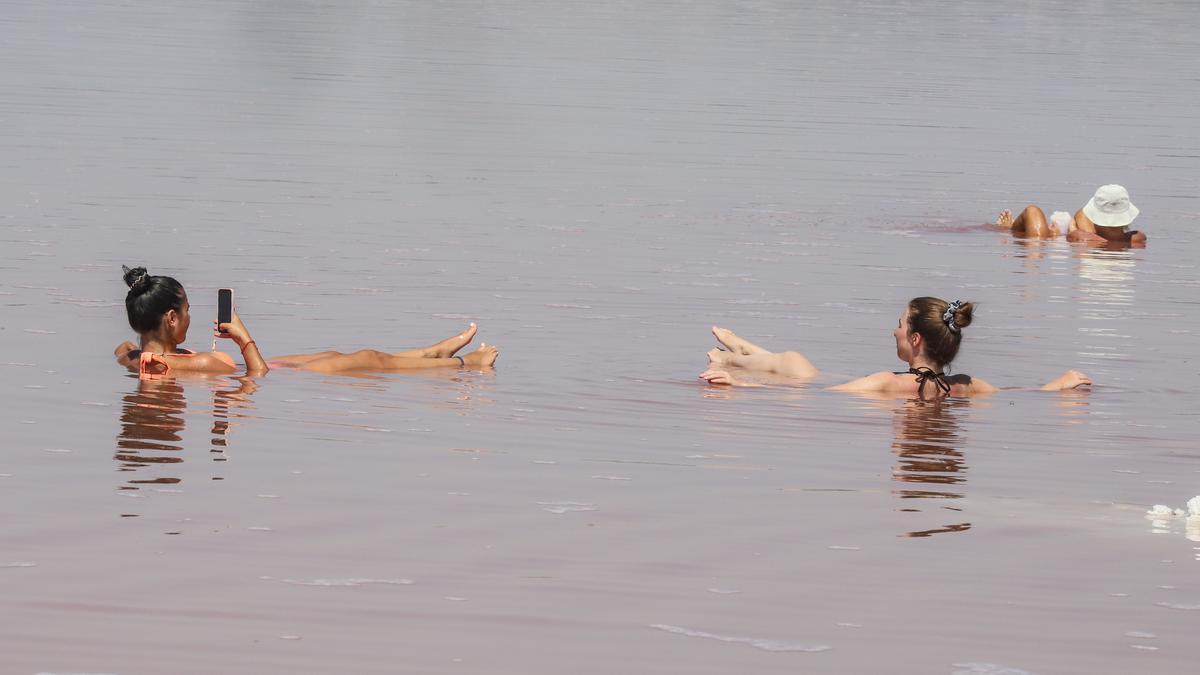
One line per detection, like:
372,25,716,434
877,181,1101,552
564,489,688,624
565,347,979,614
895,366,951,399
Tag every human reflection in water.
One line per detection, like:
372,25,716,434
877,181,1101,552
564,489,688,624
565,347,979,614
891,397,972,538
1077,246,1136,310
115,375,258,495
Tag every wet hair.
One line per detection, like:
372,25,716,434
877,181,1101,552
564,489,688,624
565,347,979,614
907,296,974,369
122,265,185,333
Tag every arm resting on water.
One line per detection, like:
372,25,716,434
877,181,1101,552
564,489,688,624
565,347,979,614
1040,370,1091,391
114,341,138,369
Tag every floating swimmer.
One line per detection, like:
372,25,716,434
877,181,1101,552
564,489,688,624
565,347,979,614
700,296,1090,396
113,266,499,377
996,184,1146,245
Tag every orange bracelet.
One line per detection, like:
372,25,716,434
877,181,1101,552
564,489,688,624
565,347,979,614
240,340,256,353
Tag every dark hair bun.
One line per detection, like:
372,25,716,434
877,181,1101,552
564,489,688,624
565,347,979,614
952,302,974,331
122,265,150,292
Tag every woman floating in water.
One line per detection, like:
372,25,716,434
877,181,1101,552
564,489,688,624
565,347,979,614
700,297,1090,396
113,266,499,377
997,184,1145,245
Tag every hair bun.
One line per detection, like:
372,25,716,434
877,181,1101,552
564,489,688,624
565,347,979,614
122,265,150,292
950,301,974,331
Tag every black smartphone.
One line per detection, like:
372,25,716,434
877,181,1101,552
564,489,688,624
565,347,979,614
217,288,233,326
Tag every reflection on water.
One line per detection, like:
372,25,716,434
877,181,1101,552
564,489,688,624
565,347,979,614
115,375,259,492
890,397,971,538
209,375,259,456
5,0,1199,668
115,377,187,488
1078,247,1136,309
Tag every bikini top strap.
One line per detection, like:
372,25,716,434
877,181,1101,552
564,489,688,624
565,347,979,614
907,366,951,399
139,351,168,379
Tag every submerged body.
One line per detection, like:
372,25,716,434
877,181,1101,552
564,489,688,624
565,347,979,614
115,266,499,377
701,297,1090,396
996,184,1146,246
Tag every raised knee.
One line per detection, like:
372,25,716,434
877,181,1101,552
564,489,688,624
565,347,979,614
1020,205,1045,220
779,352,817,377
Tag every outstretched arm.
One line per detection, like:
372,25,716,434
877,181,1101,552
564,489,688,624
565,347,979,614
114,341,138,369
1067,210,1108,244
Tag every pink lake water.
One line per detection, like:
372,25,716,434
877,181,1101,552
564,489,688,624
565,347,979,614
3,1,1200,673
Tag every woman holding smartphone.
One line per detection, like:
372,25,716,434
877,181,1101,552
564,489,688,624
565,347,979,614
114,266,499,377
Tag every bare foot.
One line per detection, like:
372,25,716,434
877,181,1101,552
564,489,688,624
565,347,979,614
712,326,766,355
462,342,499,368
414,323,477,358
699,368,761,387
996,209,1014,228
699,368,737,386
708,348,733,366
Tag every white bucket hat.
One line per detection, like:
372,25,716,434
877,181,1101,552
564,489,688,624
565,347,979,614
1082,184,1139,227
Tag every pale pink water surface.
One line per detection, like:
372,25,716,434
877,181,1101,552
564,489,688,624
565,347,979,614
3,1,1200,673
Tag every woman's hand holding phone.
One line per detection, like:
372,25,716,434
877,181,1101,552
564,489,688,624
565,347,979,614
214,312,252,348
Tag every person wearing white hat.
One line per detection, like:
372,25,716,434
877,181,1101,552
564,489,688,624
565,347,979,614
995,184,1146,245
1071,184,1145,244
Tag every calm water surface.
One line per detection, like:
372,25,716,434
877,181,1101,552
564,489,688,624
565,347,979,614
3,1,1200,673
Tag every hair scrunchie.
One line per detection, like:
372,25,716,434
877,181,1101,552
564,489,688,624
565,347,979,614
122,265,150,292
942,300,964,333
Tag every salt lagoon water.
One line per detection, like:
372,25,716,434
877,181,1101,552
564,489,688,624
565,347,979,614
3,1,1200,673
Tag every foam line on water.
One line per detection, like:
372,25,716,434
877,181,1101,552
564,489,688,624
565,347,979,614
650,623,831,653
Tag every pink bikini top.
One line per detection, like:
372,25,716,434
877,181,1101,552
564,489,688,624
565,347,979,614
138,349,236,379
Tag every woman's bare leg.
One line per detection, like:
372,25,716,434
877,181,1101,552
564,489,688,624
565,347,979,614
300,344,499,374
268,351,340,366
707,347,818,378
998,205,1057,238
390,323,477,358
711,326,770,355
271,324,477,364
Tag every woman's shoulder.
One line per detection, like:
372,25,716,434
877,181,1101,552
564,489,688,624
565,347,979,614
945,373,997,395
155,349,237,372
831,370,907,392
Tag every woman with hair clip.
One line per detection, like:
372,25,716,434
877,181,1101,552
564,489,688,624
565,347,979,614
114,266,499,377
700,297,1090,396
